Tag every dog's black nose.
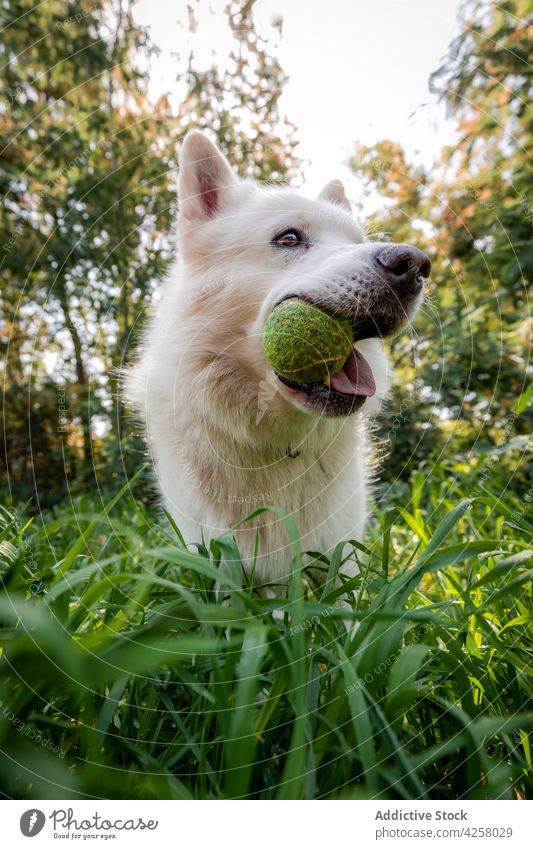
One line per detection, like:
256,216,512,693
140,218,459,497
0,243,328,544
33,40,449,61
375,244,431,292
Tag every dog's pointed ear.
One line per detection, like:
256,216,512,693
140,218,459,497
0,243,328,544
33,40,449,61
179,131,237,222
317,179,351,213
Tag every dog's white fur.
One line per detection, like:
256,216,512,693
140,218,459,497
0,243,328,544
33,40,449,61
125,132,423,587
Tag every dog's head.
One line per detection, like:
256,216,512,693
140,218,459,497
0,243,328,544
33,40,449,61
178,131,430,419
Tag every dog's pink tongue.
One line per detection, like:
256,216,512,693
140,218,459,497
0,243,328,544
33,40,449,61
330,349,376,397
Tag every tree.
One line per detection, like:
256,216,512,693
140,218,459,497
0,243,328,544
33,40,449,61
178,0,301,183
346,0,532,484
1,0,303,505
0,0,177,500
429,0,531,441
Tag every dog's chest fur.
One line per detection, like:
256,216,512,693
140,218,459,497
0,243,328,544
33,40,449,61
182,416,368,579
129,322,371,584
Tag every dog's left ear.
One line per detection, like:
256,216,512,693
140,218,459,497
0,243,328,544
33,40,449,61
317,179,351,213
179,130,237,222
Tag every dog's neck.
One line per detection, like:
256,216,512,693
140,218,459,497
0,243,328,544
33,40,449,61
177,410,359,492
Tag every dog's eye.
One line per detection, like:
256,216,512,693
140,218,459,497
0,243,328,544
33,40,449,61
273,229,306,247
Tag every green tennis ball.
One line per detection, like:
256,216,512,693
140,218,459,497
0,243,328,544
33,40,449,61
263,299,354,384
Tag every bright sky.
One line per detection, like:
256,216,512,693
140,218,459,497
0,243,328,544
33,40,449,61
134,0,461,204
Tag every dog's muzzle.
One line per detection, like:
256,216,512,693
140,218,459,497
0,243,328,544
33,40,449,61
375,244,431,294
269,242,431,418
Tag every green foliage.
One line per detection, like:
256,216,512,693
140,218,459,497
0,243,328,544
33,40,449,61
428,0,532,432
0,0,301,507
0,0,177,501
347,0,531,483
0,468,531,799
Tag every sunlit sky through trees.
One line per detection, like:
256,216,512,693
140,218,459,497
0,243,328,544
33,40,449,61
134,0,462,206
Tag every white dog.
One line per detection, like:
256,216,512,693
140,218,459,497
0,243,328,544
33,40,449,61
125,131,430,588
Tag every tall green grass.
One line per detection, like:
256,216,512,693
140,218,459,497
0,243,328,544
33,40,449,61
0,467,531,799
